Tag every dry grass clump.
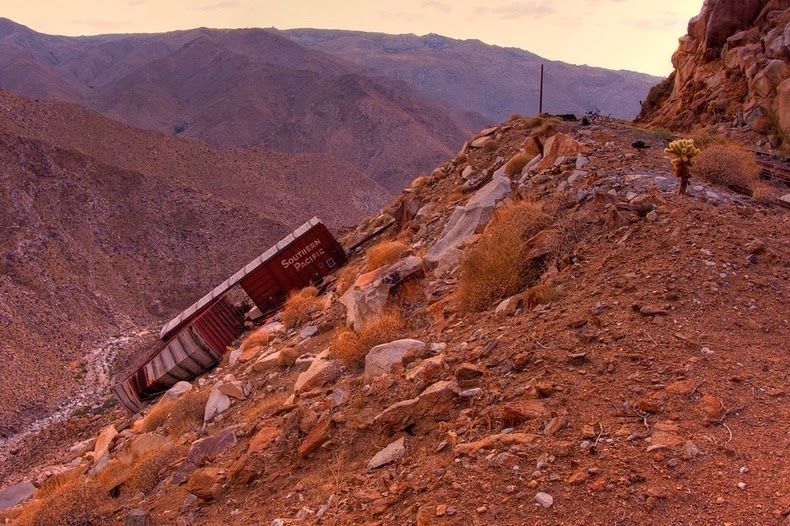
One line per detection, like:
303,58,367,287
281,286,322,329
457,201,553,312
124,443,186,496
330,311,405,368
241,331,272,353
17,479,109,526
692,145,759,189
277,346,300,367
140,397,176,433
335,264,360,297
751,180,781,203
141,390,208,436
503,152,532,178
524,284,562,309
365,241,408,271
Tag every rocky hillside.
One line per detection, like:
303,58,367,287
1,115,787,524
0,87,389,436
0,19,486,192
638,0,790,150
282,29,661,122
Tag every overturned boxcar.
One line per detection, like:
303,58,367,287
113,217,347,412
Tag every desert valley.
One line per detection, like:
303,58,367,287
0,1,788,525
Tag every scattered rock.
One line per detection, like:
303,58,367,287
248,427,281,455
368,437,406,469
161,381,192,401
125,509,150,526
294,350,341,394
204,385,232,423
0,481,36,510
340,256,424,330
423,176,512,270
535,492,554,508
218,381,247,400
187,467,225,500
171,428,237,485
300,325,319,339
365,339,426,379
454,432,536,456
374,380,460,431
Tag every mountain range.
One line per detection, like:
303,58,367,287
0,18,661,192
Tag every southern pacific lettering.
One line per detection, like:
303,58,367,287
282,239,325,270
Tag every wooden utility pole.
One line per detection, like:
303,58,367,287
539,64,544,115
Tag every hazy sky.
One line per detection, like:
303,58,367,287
5,0,704,76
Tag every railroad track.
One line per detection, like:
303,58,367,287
751,150,790,184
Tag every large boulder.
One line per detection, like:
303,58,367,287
339,256,424,330
534,133,586,171
171,428,237,485
204,385,231,423
704,0,768,50
373,380,460,431
423,176,512,271
365,339,426,379
294,350,341,394
0,481,36,510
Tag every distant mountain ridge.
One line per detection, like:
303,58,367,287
280,29,662,122
0,19,661,191
0,19,485,192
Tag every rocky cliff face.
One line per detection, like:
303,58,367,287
638,0,789,149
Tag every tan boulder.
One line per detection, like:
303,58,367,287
186,467,225,500
535,133,586,171
248,427,281,455
294,350,341,394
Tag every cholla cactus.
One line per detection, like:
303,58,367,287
665,139,700,195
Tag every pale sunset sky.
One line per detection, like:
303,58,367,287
4,0,704,76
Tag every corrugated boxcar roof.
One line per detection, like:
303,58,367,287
159,216,323,340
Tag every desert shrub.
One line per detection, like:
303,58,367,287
335,264,360,297
647,128,674,140
140,397,176,433
124,443,186,496
524,284,562,309
22,479,108,526
164,390,209,436
456,201,552,311
277,346,300,367
240,331,272,353
330,310,405,368
751,181,781,203
364,241,408,271
692,145,759,189
503,152,532,178
483,139,499,151
141,389,208,436
281,286,322,329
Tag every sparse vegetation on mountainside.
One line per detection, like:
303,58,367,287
281,286,322,329
692,144,760,190
330,310,406,369
364,241,409,271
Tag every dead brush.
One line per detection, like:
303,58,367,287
456,200,553,312
281,286,322,329
335,263,361,297
16,479,109,526
524,284,562,309
237,391,292,423
751,180,781,203
141,390,208,436
123,443,186,496
503,152,532,178
330,310,405,369
691,144,760,191
364,241,408,271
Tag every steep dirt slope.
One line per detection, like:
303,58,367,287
0,20,486,192
0,88,389,436
282,29,661,122
638,0,789,150
1,115,786,525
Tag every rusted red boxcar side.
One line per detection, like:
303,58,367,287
240,221,346,316
113,296,243,412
